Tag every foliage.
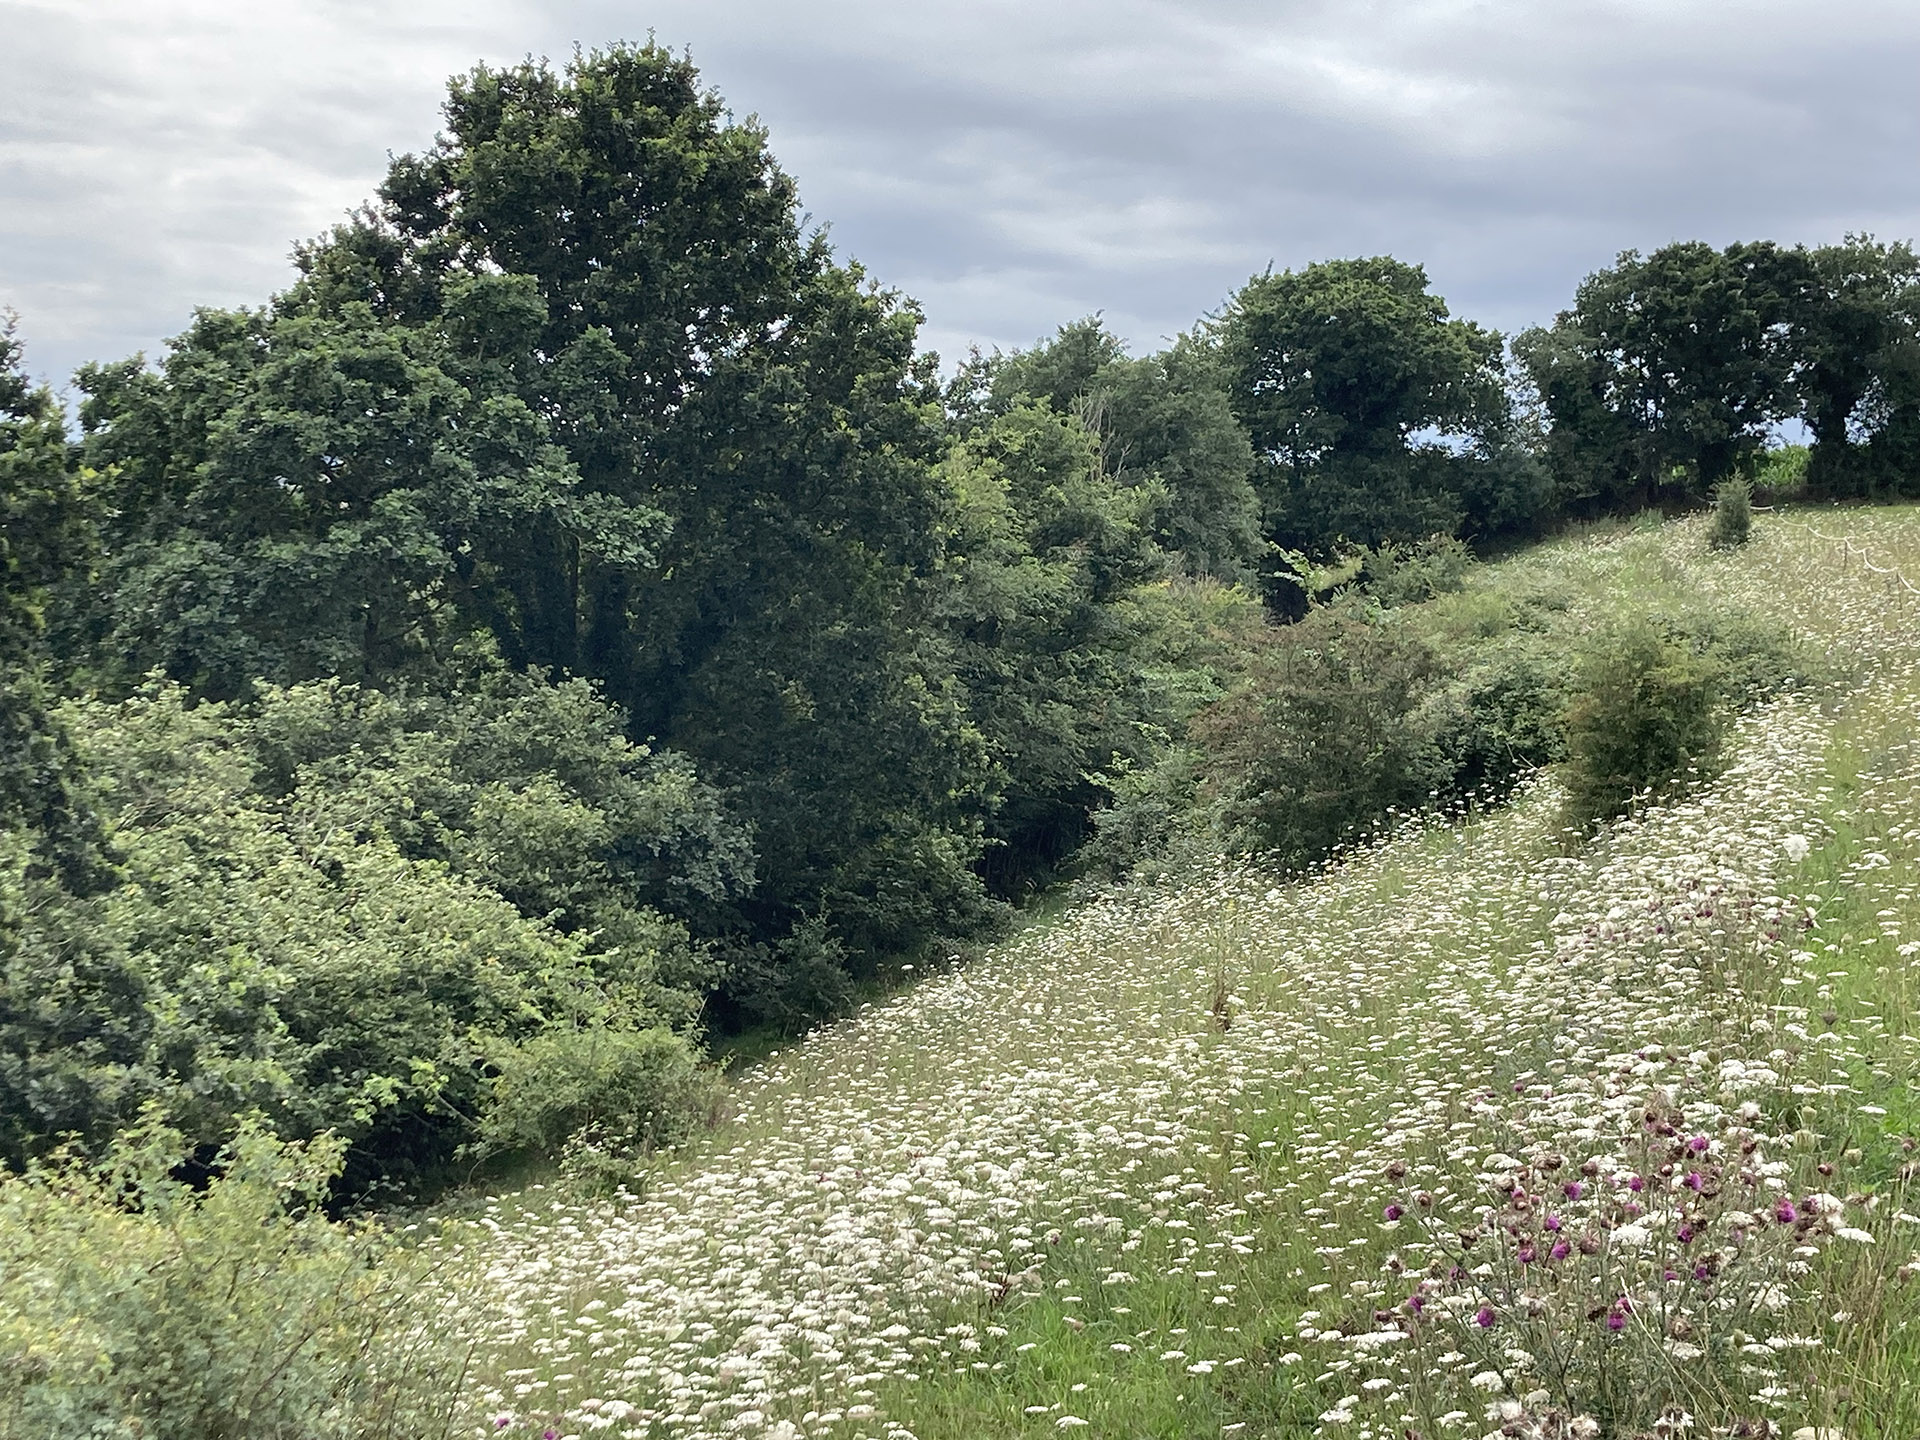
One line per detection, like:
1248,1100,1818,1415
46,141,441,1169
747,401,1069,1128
1709,474,1754,549
1191,601,1442,868
432,510,1920,1440
1560,618,1728,830
478,1025,717,1163
0,321,112,924
1752,442,1809,500
70,43,999,998
1351,532,1474,607
1418,635,1572,800
1076,746,1206,883
933,398,1175,894
1516,241,1809,509
0,675,721,1192
0,1115,461,1440
962,318,1267,586
719,916,860,1035
1792,236,1920,499
1217,256,1533,568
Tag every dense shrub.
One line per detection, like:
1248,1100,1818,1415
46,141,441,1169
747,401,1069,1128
478,1025,718,1184
1560,618,1728,830
1420,637,1572,800
721,917,861,1034
1352,533,1474,607
1751,443,1809,502
0,1117,460,1439
1078,746,1207,882
1709,474,1754,548
1192,602,1442,868
0,675,725,1194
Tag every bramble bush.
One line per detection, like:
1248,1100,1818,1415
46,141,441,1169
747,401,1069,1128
1191,600,1443,869
477,1024,722,1190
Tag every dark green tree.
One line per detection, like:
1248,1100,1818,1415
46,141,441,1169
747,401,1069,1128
1515,241,1810,511
1790,236,1920,498
78,296,620,697
933,399,1171,894
1216,258,1522,572
72,45,1001,993
0,320,111,913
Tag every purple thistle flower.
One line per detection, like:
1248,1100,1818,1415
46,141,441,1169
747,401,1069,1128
1688,1135,1710,1154
1475,1305,1496,1328
1685,1171,1704,1192
1550,1240,1571,1261
1384,1202,1403,1221
1776,1199,1800,1224
1564,1181,1584,1200
1544,1213,1564,1231
1606,1310,1626,1331
1626,1175,1645,1193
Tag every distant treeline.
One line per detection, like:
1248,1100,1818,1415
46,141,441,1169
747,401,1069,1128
4,42,1916,1191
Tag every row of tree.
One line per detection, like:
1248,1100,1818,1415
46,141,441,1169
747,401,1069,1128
5,40,1920,1188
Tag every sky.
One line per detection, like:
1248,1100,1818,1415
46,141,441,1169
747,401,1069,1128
4,0,1919,393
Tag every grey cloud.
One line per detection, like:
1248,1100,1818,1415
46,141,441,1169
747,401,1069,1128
3,0,1918,390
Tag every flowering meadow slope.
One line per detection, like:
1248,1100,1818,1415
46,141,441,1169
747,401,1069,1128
434,510,1920,1439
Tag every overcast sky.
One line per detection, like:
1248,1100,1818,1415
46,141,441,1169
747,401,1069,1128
4,0,1918,392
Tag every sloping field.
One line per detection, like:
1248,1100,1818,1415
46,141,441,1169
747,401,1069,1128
433,509,1920,1438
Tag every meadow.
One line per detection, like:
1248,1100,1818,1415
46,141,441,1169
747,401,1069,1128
423,504,1920,1439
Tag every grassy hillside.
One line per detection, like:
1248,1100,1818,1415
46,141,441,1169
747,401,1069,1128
429,507,1920,1438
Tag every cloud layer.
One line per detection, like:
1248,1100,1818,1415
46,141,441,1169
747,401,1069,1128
5,0,1918,388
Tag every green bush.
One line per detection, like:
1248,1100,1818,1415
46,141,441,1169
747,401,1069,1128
1079,746,1206,882
1352,533,1473,607
478,1025,715,1164
1751,443,1809,502
1560,618,1727,830
1191,602,1442,868
1676,605,1818,703
0,675,735,1194
1708,474,1754,549
1419,637,1571,801
723,917,860,1034
0,1116,460,1440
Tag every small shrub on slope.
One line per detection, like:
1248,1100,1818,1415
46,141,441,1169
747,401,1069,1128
479,1025,720,1189
1561,618,1728,831
1192,600,1442,869
1711,475,1755,549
